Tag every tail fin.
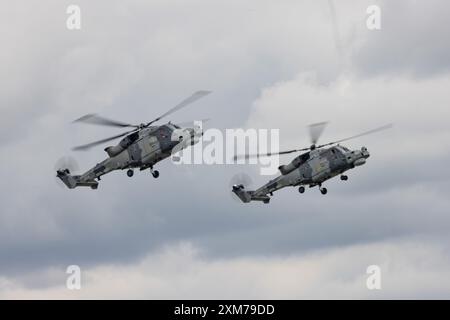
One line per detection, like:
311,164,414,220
232,185,270,204
56,169,98,189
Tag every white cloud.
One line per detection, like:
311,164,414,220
2,240,450,299
247,72,450,158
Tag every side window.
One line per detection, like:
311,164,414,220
148,136,158,147
331,148,339,159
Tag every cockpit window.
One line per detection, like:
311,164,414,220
300,152,310,162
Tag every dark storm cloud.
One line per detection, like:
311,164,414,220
1,0,347,275
3,150,450,282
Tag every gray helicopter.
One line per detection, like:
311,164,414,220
232,122,391,204
56,91,210,189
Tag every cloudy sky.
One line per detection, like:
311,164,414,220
1,0,450,299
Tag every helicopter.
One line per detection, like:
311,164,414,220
231,122,392,204
56,91,211,189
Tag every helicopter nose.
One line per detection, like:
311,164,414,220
192,126,204,138
361,146,370,158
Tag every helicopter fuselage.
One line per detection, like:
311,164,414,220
57,123,198,189
232,145,370,203
56,90,211,189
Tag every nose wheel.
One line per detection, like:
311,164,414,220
340,175,348,181
150,167,159,178
298,186,305,194
127,169,134,177
317,184,327,195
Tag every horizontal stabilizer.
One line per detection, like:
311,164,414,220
232,185,270,203
56,169,98,189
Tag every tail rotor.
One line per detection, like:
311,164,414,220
229,172,253,203
54,156,79,188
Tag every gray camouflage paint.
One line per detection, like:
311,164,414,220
57,123,197,189
232,145,370,203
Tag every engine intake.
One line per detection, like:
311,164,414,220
104,145,124,157
278,157,301,175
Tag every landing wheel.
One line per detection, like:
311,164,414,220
152,170,160,178
340,175,348,181
263,199,270,204
298,186,305,194
320,187,328,195
127,169,134,177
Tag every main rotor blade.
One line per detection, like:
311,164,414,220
73,114,139,129
317,124,393,148
146,91,211,127
309,121,328,145
72,130,136,151
232,124,392,160
233,147,309,161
